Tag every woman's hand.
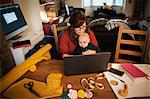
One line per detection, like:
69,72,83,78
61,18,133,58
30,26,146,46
82,50,96,55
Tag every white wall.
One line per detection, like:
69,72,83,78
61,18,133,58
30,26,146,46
13,0,43,34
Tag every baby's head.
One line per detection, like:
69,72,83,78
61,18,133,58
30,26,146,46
78,33,90,48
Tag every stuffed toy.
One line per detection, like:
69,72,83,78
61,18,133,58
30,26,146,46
74,33,100,55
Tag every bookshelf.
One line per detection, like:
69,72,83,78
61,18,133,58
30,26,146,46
39,1,55,6
39,0,60,18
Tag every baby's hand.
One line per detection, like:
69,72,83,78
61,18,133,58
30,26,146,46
63,54,75,58
63,54,70,58
82,50,96,55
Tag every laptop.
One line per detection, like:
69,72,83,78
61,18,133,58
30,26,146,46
64,52,111,76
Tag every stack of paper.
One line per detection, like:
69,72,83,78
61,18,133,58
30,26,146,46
104,63,150,98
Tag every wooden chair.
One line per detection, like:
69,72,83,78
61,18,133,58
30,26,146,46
114,24,148,63
51,24,68,51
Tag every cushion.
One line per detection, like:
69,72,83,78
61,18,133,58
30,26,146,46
89,18,108,27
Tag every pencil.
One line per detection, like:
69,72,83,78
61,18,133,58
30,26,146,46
108,73,125,83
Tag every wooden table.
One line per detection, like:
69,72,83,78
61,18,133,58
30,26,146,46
24,60,116,99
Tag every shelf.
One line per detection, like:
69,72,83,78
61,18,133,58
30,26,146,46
40,1,54,6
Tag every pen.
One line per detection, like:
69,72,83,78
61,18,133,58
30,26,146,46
108,73,125,83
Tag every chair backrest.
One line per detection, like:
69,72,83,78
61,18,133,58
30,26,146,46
52,24,68,51
114,24,148,63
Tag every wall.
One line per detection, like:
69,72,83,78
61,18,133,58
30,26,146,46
0,24,15,77
13,0,44,34
144,0,150,18
66,0,82,8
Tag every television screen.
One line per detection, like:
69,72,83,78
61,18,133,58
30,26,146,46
0,4,28,40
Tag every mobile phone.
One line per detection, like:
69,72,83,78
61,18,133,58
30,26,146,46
108,68,124,76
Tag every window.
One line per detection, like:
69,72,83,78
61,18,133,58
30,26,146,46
115,0,124,6
83,0,124,7
83,0,91,7
92,0,102,6
101,0,113,5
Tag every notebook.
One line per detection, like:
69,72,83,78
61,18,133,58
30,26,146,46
64,52,111,76
121,63,147,77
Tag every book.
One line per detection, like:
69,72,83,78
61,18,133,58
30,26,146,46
121,63,148,81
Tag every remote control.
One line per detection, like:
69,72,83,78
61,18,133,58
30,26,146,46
108,68,124,76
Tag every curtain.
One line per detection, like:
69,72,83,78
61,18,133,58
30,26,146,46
132,0,146,18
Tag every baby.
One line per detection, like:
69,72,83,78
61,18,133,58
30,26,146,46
74,33,100,55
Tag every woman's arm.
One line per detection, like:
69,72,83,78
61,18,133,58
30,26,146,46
59,32,70,58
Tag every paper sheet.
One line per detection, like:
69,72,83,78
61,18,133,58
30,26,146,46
104,63,150,98
10,47,25,65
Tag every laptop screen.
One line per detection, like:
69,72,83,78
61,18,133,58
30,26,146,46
64,52,111,76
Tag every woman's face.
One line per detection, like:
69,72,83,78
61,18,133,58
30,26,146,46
74,22,86,36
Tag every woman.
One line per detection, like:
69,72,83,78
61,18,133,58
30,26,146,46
59,11,99,58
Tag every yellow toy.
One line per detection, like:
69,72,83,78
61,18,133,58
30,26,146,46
1,44,64,98
119,84,128,97
0,44,52,94
77,89,85,98
3,73,63,98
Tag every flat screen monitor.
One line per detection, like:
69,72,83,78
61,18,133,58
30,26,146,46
0,4,28,40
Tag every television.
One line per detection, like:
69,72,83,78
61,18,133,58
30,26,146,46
0,4,28,40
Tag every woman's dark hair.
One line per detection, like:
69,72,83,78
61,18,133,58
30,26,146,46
68,11,90,44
